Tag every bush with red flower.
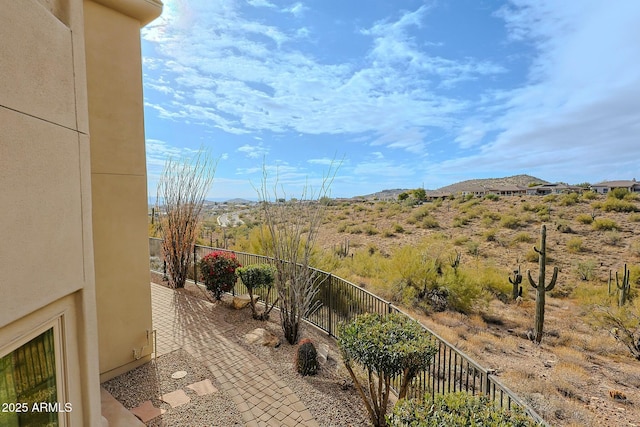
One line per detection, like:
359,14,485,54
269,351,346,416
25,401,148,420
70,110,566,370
199,251,241,300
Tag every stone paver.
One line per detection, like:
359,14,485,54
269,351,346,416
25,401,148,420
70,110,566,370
129,400,166,423
161,389,191,408
187,379,218,396
151,283,319,426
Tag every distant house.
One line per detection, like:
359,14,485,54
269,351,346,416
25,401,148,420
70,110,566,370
526,183,582,196
591,180,640,194
424,190,452,200
485,185,528,197
459,185,527,197
460,185,488,198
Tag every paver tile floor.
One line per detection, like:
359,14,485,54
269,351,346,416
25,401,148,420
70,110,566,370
151,283,319,427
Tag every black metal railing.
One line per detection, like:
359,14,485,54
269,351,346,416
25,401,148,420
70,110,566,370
149,237,548,425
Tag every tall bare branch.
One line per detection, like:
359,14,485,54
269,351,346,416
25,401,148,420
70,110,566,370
157,151,216,289
258,161,339,344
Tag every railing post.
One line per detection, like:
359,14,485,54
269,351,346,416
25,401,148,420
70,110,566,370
193,245,197,286
484,369,495,396
327,274,333,337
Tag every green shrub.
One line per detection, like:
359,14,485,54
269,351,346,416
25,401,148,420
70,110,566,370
364,224,379,235
566,237,584,253
420,216,439,229
483,229,497,242
411,206,432,221
338,313,438,427
575,214,594,224
466,240,480,256
604,231,622,246
629,213,640,222
593,218,619,231
388,392,541,427
452,215,470,227
601,198,638,212
348,226,363,234
609,187,630,200
482,211,501,222
452,236,469,246
575,260,596,281
559,192,580,206
525,248,539,263
485,193,500,201
393,223,405,233
512,232,533,244
555,221,573,233
500,215,521,229
624,192,639,201
581,190,597,200
442,270,485,314
543,194,558,203
237,263,277,319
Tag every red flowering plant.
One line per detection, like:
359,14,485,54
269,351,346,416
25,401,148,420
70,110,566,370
199,251,241,300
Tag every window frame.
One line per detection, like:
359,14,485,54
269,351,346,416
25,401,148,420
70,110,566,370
0,315,68,427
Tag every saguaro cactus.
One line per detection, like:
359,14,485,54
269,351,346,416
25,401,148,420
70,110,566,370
527,225,558,344
509,266,523,301
616,264,631,307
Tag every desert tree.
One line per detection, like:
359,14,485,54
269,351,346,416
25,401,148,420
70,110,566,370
257,161,338,344
338,313,437,427
598,305,640,360
157,151,216,289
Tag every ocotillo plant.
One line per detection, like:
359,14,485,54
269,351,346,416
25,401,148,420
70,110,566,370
616,264,631,307
509,266,523,301
527,225,558,344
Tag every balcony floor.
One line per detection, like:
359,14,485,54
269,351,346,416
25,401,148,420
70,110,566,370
151,282,319,427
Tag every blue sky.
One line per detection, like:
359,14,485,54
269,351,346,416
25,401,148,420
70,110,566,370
141,0,640,200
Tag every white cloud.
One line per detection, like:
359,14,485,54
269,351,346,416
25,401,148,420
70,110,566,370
430,0,640,183
354,160,415,177
142,0,640,186
237,142,269,158
307,158,335,165
141,1,489,155
247,0,275,8
283,2,307,17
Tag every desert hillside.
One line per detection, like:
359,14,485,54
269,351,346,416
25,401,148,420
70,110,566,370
193,183,640,427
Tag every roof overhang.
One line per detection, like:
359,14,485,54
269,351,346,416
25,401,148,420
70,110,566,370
92,0,163,26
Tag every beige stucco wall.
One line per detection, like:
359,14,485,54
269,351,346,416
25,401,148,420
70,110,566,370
83,0,161,381
0,0,100,425
1,0,162,423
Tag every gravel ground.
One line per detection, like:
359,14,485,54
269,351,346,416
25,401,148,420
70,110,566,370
102,349,243,426
220,306,370,427
104,280,370,426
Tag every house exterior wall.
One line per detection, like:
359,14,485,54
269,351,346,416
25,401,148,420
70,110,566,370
0,1,100,424
83,0,162,382
1,0,161,424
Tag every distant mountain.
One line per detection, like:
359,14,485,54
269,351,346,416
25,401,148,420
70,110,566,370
436,174,549,193
223,198,256,205
356,175,549,201
356,188,413,200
